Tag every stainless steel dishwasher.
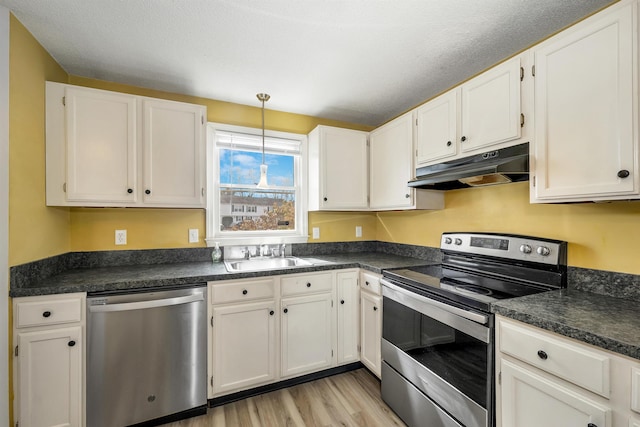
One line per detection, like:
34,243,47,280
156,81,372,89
87,285,207,427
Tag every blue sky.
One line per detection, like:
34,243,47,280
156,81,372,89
219,149,294,187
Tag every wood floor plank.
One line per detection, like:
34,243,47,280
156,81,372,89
160,368,406,427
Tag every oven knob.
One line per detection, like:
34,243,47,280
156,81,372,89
519,244,532,254
537,246,551,256
454,238,462,245
444,237,452,244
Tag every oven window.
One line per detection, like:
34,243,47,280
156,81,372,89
382,296,489,407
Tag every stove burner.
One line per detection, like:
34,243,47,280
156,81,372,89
454,285,493,296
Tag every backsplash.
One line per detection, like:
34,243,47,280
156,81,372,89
568,267,640,302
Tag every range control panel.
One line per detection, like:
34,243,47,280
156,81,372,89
441,232,567,266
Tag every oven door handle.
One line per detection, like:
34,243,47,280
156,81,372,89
380,278,489,325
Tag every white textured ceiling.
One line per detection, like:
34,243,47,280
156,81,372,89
1,0,615,126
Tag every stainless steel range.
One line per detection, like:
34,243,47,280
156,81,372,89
380,232,567,427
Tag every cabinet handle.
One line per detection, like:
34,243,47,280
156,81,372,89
68,340,76,347
283,308,288,314
461,136,467,142
446,141,452,147
42,311,51,318
373,306,378,311
145,189,151,195
269,310,275,316
242,289,248,295
618,169,630,178
306,282,311,288
127,188,133,194
537,350,548,360
340,299,345,305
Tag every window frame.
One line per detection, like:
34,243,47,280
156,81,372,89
205,122,308,247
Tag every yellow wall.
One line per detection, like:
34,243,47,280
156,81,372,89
8,15,69,266
376,182,640,275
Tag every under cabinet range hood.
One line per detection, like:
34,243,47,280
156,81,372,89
409,142,529,190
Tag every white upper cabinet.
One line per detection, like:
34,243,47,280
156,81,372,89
370,112,444,210
416,55,527,168
46,82,206,208
530,0,638,203
308,125,369,211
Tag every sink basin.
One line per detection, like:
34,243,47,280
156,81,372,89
224,257,312,272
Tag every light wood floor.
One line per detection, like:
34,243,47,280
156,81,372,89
161,369,406,427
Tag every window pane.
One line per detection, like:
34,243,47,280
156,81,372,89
220,149,294,187
219,189,295,231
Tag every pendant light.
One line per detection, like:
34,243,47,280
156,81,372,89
256,93,270,188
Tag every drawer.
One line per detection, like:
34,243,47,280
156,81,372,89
360,271,382,295
210,278,275,304
15,294,83,328
281,272,333,296
632,366,640,413
499,318,610,398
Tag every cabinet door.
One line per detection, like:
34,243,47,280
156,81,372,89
416,89,459,165
532,2,637,202
65,86,137,203
370,112,415,209
460,56,522,153
360,291,382,378
17,326,82,427
212,300,277,395
281,293,333,378
501,359,611,427
336,271,359,365
142,99,206,207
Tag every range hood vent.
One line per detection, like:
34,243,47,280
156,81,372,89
408,142,529,190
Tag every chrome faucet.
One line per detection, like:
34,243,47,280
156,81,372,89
280,243,286,258
242,247,252,260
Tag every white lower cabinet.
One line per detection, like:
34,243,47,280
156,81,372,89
336,270,360,365
13,293,85,427
359,271,382,378
211,300,277,395
497,315,640,427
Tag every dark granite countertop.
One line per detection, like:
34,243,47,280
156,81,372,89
9,252,429,298
492,289,640,361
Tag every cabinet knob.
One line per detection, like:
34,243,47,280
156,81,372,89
68,340,76,347
323,197,328,201
461,136,467,142
537,350,548,360
373,306,378,311
340,299,345,305
145,189,151,195
365,281,370,286
127,188,133,194
42,311,51,318
306,282,311,288
405,194,410,198
283,308,288,314
617,169,630,178
242,289,248,295
446,141,452,147
587,424,598,427
269,310,275,316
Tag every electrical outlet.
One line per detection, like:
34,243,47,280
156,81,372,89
312,227,320,239
356,226,362,238
115,229,127,245
188,229,199,243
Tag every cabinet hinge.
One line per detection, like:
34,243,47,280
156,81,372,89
62,96,66,106
14,345,18,357
63,182,67,193
201,115,204,125
531,65,535,77
498,371,502,385
520,113,525,128
357,344,361,353
520,67,524,82
210,316,214,327
210,376,213,387
201,187,205,197
331,300,334,308
331,350,334,357
532,176,536,187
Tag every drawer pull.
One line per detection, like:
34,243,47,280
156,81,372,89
537,350,548,360
587,424,597,427
373,306,378,311
242,289,248,295
68,340,76,347
365,281,370,286
340,299,345,305
42,311,52,318
269,310,274,316
306,283,311,288
283,308,288,314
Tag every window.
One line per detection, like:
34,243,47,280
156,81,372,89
206,123,308,246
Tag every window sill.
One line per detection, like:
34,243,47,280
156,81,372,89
205,235,308,247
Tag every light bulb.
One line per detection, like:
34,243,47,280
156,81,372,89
257,164,268,188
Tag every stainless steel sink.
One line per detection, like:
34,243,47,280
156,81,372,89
224,256,312,272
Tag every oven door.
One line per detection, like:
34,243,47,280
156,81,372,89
381,279,493,427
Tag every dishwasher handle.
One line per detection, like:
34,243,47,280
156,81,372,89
89,292,204,313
